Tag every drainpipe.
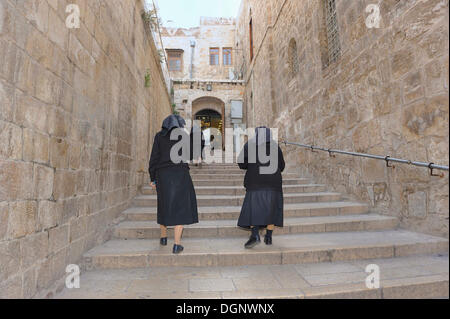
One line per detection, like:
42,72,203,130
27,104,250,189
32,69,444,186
190,40,196,79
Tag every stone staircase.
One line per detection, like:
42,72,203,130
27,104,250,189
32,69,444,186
57,164,449,299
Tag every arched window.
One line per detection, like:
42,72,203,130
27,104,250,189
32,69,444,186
288,38,299,77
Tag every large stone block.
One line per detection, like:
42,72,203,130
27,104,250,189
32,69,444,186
35,68,61,105
0,161,34,201
0,239,21,282
47,6,68,51
52,169,76,200
48,107,69,138
0,274,23,298
20,231,49,269
49,137,69,169
391,48,415,80
48,224,69,254
401,95,448,141
15,92,49,132
407,191,427,219
23,128,49,164
33,164,54,200
0,79,15,122
0,0,15,38
22,267,37,298
0,38,17,83
0,202,8,240
16,0,49,33
7,201,38,239
0,120,22,160
38,200,62,230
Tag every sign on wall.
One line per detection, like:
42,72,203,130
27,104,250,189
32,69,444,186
231,100,243,119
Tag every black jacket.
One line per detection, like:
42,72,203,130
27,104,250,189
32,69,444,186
238,140,285,192
148,129,194,182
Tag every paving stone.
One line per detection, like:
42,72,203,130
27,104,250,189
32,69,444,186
189,278,235,292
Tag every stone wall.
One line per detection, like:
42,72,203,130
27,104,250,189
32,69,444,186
172,81,244,129
161,17,245,147
161,17,237,80
236,0,449,237
0,0,171,298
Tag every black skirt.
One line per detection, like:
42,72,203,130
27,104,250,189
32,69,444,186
156,166,199,226
237,189,284,228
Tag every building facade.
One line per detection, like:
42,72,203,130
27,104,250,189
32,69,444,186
161,17,245,151
234,0,449,237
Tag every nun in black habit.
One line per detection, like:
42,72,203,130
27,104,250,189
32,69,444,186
148,115,199,254
237,127,285,248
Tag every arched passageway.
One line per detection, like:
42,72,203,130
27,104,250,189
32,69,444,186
192,97,225,150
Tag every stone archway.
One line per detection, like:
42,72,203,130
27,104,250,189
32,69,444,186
192,96,225,150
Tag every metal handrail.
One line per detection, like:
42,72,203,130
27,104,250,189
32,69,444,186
282,141,449,176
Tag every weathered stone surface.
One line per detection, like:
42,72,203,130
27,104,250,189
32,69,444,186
7,201,38,239
38,200,62,231
0,0,171,298
23,128,49,164
235,0,449,237
0,80,15,122
0,161,33,201
33,164,54,200
407,191,427,219
0,203,8,240
48,225,69,254
21,231,48,269
0,240,21,282
0,121,22,160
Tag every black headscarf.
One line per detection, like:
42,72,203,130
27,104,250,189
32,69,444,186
253,126,273,145
161,114,186,136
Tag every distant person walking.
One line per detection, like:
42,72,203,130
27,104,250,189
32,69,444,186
190,121,205,167
149,115,198,254
237,127,285,248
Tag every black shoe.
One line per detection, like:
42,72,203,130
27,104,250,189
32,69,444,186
244,235,261,249
173,244,184,254
264,234,272,245
160,237,167,246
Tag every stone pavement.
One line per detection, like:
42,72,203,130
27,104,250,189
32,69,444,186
57,255,448,299
56,164,449,299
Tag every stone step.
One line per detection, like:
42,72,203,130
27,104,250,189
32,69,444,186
57,254,449,299
82,230,448,269
114,214,399,239
124,202,369,221
141,184,327,196
192,178,311,186
189,173,302,180
189,169,244,174
189,165,239,169
133,192,342,207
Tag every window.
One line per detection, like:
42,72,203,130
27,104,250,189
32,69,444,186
321,0,341,69
223,48,232,66
249,18,254,61
166,50,183,72
210,48,219,65
288,39,299,77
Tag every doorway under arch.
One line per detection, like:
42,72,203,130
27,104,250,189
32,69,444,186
192,96,225,150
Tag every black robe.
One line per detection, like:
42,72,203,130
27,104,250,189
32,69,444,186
148,116,198,226
237,129,285,228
